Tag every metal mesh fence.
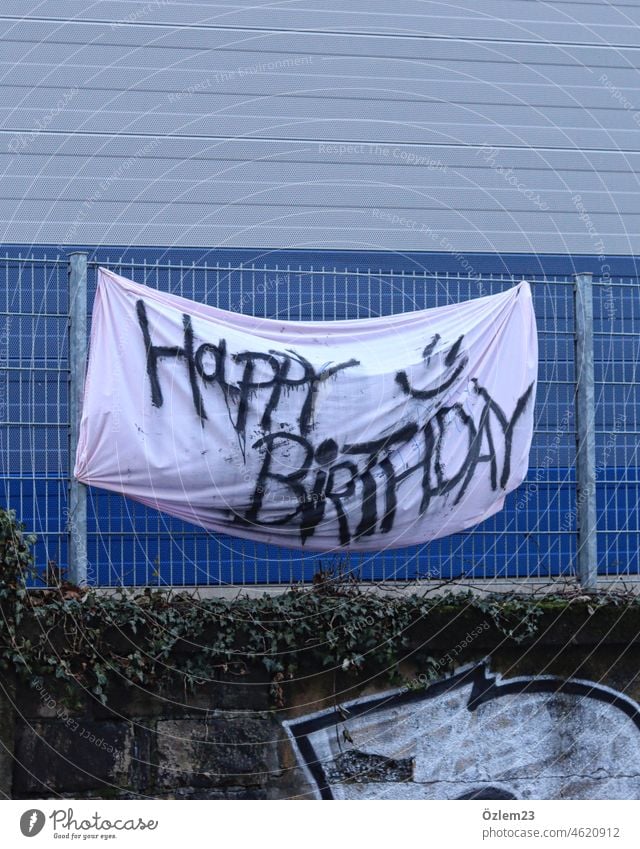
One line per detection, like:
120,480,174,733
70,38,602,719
0,250,635,586
593,278,640,577
1,255,70,580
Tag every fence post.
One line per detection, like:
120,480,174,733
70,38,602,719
573,271,598,590
68,252,88,586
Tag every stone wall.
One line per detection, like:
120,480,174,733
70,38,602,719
2,604,640,800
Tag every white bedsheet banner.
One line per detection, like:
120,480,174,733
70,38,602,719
74,269,538,552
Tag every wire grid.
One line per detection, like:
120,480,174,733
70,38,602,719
592,277,640,576
0,254,70,577
10,252,632,585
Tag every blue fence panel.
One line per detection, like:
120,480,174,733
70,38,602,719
1,255,70,578
593,278,640,577
0,246,637,585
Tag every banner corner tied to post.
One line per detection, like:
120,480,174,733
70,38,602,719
74,269,538,552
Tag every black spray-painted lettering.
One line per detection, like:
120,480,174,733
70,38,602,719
136,299,359,443
236,379,534,546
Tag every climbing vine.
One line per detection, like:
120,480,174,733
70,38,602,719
1,508,638,707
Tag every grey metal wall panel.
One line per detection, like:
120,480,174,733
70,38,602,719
2,1,639,43
3,221,638,254
2,158,638,197
3,175,640,215
2,4,640,252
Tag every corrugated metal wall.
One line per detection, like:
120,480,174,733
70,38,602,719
2,1,640,253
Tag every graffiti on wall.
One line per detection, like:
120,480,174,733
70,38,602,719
284,662,640,800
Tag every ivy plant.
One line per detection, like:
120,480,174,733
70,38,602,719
1,508,637,708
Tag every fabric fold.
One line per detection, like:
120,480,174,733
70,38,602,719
75,268,538,552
